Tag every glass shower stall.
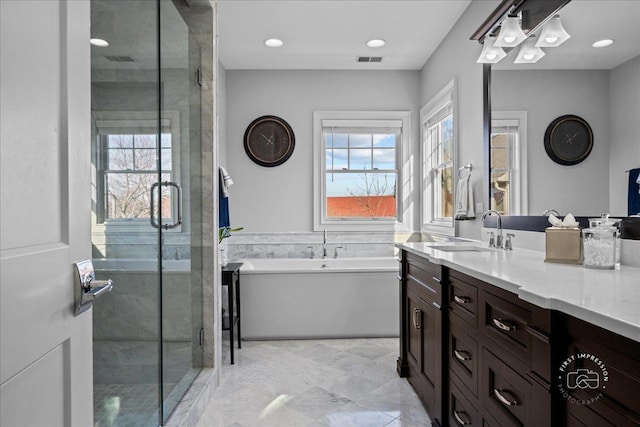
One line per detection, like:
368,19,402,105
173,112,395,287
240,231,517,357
89,1,207,425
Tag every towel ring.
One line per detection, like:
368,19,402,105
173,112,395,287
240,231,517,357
457,163,472,179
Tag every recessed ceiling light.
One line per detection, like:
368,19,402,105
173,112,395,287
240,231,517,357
366,39,386,48
264,38,284,48
592,39,614,48
90,38,109,47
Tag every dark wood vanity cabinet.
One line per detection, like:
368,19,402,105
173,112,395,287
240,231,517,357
398,249,640,426
561,316,640,426
399,252,445,425
447,269,554,427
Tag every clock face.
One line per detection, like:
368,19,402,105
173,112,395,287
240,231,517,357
243,116,295,167
544,115,593,166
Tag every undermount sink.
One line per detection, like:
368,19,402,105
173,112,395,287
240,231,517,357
429,245,495,252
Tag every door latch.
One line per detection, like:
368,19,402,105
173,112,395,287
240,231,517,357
73,260,113,316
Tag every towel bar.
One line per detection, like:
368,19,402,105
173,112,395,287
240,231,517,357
457,163,473,179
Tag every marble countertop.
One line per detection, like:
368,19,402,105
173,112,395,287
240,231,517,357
396,242,640,342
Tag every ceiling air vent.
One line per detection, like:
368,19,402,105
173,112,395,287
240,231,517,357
105,55,135,63
356,56,383,63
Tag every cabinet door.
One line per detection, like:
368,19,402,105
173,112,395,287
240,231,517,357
420,295,442,406
407,286,442,423
406,288,422,376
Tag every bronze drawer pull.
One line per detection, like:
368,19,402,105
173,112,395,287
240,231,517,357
494,388,518,407
454,349,472,362
454,295,471,304
492,318,516,332
453,410,471,425
413,308,421,330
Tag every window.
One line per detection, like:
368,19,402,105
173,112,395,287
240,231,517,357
93,112,180,229
313,111,410,231
491,111,527,215
99,133,171,220
421,80,456,233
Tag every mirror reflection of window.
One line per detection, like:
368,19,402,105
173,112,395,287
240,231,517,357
491,111,528,216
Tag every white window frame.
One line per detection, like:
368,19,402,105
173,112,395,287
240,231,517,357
491,111,528,215
91,110,181,233
313,111,410,232
421,80,457,235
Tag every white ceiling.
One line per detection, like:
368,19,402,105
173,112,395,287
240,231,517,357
90,0,640,72
494,0,640,70
217,0,472,70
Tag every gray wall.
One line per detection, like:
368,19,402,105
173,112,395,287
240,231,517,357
492,69,610,216
419,0,498,240
218,61,228,166
225,70,421,232
610,55,640,216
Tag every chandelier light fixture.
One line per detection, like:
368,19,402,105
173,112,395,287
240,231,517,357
476,35,507,64
514,35,546,63
494,16,527,47
535,15,571,47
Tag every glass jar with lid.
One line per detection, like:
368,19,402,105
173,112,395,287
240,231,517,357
583,214,621,269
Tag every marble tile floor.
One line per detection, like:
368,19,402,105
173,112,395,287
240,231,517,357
198,338,431,427
94,383,162,427
93,339,200,426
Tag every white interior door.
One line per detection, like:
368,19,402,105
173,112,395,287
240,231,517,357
1,1,93,426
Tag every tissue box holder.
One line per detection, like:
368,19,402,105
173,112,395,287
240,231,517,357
545,227,583,264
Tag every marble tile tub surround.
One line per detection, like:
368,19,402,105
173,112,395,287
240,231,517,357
92,231,192,260
195,338,430,427
226,230,458,260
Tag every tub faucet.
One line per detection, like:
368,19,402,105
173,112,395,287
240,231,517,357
333,245,344,259
322,230,328,259
306,246,315,259
481,210,503,248
542,209,560,217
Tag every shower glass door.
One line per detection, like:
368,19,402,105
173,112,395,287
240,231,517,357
159,1,203,422
91,0,203,425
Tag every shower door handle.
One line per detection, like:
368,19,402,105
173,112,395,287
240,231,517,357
150,181,183,230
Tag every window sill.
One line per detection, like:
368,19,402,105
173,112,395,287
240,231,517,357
421,222,455,237
315,220,406,233
93,222,182,233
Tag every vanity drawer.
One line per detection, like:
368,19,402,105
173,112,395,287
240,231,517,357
482,291,532,365
406,253,442,305
482,348,532,427
449,377,480,427
449,317,479,398
449,273,478,328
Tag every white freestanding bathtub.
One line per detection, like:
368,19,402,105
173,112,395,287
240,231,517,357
238,257,399,339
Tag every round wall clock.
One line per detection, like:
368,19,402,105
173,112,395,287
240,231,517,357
243,115,295,167
543,115,593,166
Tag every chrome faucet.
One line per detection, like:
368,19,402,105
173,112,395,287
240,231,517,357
542,209,560,217
481,210,503,249
333,245,344,259
322,230,328,259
